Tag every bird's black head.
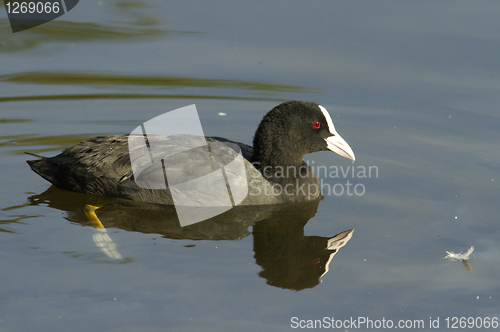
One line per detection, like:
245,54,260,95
252,101,355,170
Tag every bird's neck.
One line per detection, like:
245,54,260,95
252,141,310,184
252,109,311,183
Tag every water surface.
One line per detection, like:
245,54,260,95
1,1,499,331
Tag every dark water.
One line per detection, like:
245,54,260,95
1,1,499,331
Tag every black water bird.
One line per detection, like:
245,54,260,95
27,101,355,206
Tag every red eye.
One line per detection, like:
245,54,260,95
313,121,320,128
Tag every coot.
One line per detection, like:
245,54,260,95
27,101,355,206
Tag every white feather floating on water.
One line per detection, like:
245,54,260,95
444,246,474,262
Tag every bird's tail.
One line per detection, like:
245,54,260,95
25,152,44,159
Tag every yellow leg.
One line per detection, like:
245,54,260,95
84,204,123,260
84,204,106,229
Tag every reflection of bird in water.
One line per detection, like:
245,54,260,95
252,199,354,291
29,186,354,290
